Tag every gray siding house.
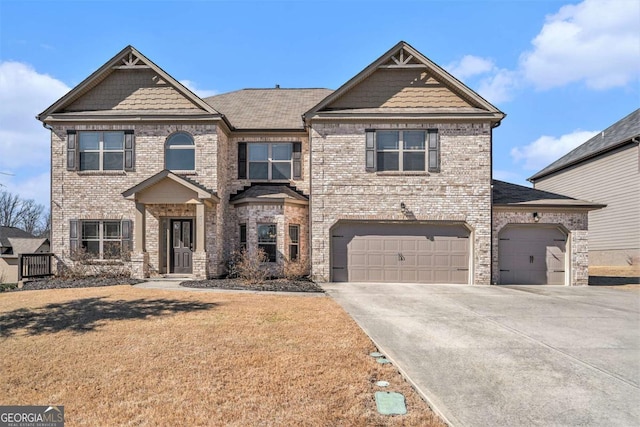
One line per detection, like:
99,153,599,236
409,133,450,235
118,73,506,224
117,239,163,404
530,109,640,266
38,42,602,285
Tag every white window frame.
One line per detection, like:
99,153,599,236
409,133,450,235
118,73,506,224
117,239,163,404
248,143,293,181
368,129,439,172
257,223,277,263
81,220,122,260
289,224,300,261
165,132,196,171
78,131,125,171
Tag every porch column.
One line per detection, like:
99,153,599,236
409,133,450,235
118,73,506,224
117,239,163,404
135,201,146,252
196,202,205,252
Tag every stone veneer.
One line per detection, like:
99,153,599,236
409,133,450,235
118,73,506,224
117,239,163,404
50,123,219,277
309,121,493,284
492,210,590,286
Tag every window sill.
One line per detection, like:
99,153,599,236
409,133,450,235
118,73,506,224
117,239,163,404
170,170,197,175
77,170,127,176
375,171,432,176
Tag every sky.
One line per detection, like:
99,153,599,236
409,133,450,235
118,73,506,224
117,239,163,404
0,0,638,209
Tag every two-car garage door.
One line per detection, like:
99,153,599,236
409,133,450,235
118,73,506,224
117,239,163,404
331,222,470,284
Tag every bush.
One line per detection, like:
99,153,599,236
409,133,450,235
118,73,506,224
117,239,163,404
283,255,310,280
58,248,132,279
229,248,270,284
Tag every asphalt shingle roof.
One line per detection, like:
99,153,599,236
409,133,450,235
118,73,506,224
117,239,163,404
492,180,604,207
204,88,333,130
230,184,308,202
0,226,35,248
529,109,640,181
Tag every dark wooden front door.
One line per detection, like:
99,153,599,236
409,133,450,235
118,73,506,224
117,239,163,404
171,219,193,274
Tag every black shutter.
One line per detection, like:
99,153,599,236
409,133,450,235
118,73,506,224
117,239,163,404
67,130,77,171
69,219,79,257
292,142,302,179
238,142,247,179
427,130,440,173
124,130,135,171
365,129,376,171
121,219,132,254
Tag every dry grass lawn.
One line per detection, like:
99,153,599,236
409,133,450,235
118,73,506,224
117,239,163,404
589,265,640,290
0,286,445,426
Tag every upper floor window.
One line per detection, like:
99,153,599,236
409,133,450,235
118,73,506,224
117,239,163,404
165,132,195,171
79,131,125,171
68,130,134,172
366,130,439,173
238,142,302,180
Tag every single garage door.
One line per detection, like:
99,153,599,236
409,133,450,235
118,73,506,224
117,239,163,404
331,222,470,283
499,225,566,285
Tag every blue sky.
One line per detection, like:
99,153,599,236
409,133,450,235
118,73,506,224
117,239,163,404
1,0,638,209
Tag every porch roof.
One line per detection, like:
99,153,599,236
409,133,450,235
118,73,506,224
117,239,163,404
122,170,219,204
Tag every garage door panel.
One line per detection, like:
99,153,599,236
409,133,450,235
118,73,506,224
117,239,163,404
332,222,470,284
499,226,566,285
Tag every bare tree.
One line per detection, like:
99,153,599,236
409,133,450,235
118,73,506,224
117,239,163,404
0,190,47,236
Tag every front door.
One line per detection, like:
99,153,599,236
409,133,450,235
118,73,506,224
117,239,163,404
171,219,193,274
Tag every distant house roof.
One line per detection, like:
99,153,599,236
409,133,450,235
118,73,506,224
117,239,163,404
0,226,35,248
492,180,605,209
204,88,333,130
7,238,49,256
230,184,309,204
529,109,640,181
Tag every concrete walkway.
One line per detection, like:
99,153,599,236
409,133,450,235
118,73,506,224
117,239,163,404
322,283,640,427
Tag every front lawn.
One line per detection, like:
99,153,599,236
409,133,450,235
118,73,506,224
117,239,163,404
0,286,444,426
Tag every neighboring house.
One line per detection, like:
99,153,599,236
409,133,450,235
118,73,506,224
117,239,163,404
0,226,50,283
530,109,640,266
37,41,602,285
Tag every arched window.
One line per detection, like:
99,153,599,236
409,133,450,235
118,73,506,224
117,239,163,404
165,132,195,170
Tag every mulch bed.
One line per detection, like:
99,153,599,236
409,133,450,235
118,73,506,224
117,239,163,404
181,278,324,293
20,276,144,291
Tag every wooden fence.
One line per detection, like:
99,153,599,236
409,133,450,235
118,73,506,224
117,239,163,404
18,253,53,281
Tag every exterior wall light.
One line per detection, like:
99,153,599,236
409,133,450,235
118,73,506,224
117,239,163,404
533,212,540,222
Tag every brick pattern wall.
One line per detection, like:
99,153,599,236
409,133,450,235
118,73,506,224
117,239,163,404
309,121,493,284
66,70,200,111
50,123,218,277
492,211,590,286
329,69,471,109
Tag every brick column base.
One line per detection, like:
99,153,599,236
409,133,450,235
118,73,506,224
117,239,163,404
192,252,207,279
131,252,149,279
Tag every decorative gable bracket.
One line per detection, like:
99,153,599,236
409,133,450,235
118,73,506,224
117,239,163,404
112,52,151,70
379,48,427,69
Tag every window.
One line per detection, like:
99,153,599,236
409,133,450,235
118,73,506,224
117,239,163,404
78,131,126,171
81,220,122,259
257,224,277,262
248,143,292,180
239,224,247,251
289,224,300,261
366,130,439,172
165,132,195,170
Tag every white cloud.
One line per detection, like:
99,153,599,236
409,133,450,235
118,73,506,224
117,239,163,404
477,69,520,105
511,130,599,171
179,79,218,98
0,61,69,178
520,0,640,89
445,55,496,80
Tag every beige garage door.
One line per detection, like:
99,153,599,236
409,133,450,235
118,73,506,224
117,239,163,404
331,222,470,283
499,226,566,285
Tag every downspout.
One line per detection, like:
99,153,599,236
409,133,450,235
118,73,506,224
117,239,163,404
302,114,313,280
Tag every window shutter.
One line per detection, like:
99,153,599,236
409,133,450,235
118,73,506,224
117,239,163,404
427,130,440,172
67,130,77,171
365,130,376,171
69,219,79,257
238,142,247,179
124,130,135,171
292,142,302,179
121,219,133,254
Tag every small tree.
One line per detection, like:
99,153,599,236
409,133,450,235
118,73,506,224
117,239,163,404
230,248,270,284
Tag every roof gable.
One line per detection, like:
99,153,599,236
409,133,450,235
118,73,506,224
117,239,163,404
529,109,640,181
38,46,219,120
305,41,504,121
122,170,219,204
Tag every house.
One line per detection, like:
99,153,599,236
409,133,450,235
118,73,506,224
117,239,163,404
37,41,603,285
530,109,640,266
0,226,50,283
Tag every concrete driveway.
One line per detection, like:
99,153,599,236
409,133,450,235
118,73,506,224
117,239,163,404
322,283,640,427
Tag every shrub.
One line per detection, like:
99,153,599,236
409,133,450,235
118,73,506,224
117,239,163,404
283,255,310,280
58,248,132,279
231,248,270,284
